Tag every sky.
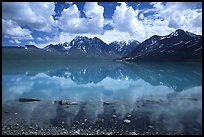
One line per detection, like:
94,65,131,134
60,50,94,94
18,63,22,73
2,2,202,48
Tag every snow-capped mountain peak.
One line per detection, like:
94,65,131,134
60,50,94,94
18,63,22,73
171,31,179,36
127,39,141,45
125,29,202,61
40,29,201,60
63,42,69,46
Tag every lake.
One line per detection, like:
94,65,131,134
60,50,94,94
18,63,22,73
2,59,202,135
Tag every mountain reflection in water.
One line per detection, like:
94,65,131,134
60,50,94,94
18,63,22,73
2,59,202,134
2,59,201,91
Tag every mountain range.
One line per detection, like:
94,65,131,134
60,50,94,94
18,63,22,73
3,29,202,61
119,29,202,61
42,36,141,58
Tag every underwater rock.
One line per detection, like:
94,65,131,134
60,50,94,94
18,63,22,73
112,115,117,118
19,98,40,102
59,100,78,105
103,101,110,105
96,118,104,123
124,119,131,124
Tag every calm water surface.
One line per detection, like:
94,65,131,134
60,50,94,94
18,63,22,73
2,59,202,134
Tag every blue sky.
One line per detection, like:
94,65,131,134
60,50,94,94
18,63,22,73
2,2,202,47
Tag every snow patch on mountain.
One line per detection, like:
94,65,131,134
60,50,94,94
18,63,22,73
173,41,183,45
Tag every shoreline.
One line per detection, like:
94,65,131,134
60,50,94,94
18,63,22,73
1,124,182,135
2,122,201,135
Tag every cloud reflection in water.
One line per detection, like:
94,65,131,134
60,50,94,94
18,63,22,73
2,61,202,133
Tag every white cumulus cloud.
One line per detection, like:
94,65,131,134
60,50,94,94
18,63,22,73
112,2,144,35
148,2,202,35
57,2,105,34
2,2,56,32
3,19,33,42
111,2,202,42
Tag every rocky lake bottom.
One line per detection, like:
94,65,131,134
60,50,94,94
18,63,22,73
2,98,202,135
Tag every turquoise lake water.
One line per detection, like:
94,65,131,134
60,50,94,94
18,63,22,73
2,59,202,134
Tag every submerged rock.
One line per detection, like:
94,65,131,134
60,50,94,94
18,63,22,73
14,124,19,126
59,100,78,105
124,119,131,124
96,118,104,123
19,98,40,102
129,132,138,135
103,101,110,105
